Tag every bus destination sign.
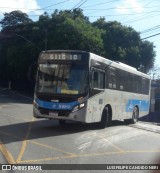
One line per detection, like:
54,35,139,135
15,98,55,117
40,53,82,61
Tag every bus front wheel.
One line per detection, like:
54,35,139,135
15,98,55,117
100,107,111,129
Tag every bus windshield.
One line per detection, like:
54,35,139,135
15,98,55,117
36,63,88,95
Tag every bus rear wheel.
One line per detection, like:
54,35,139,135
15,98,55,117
100,107,111,129
131,106,139,124
125,106,139,124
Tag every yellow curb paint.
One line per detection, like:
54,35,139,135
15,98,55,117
0,142,16,164
16,117,35,163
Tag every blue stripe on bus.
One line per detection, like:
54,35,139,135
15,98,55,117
126,99,150,112
35,98,79,110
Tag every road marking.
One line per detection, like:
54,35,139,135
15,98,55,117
0,131,22,140
16,117,35,163
0,142,16,164
1,128,160,164
82,132,124,152
0,130,76,157
20,155,77,163
97,135,124,152
31,141,76,156
19,149,160,163
19,157,65,163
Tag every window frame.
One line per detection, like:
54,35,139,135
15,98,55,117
91,67,106,90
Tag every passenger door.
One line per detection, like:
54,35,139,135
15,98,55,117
87,68,105,122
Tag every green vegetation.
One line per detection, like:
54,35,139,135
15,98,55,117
0,9,156,92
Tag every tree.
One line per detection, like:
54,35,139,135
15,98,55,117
93,19,155,71
39,9,104,54
0,9,157,92
140,41,156,73
0,11,39,90
0,10,32,29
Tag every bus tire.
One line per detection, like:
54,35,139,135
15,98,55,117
59,120,66,126
100,107,111,129
125,106,139,124
131,106,139,124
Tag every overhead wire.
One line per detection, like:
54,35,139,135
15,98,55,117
0,0,71,14
82,0,118,9
70,0,87,11
76,0,87,9
122,12,160,24
140,25,160,34
120,0,159,24
28,0,71,14
70,0,84,10
142,32,160,40
1,0,160,28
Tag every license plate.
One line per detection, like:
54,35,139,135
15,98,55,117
49,112,58,117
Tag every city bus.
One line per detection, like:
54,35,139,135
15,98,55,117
33,50,151,128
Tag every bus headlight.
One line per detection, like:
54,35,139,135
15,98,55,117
72,103,85,112
79,103,85,108
33,100,39,108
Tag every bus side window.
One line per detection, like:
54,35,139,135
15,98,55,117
108,67,116,89
93,71,99,88
92,70,105,89
142,77,150,94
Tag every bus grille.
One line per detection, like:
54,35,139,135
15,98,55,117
39,107,71,117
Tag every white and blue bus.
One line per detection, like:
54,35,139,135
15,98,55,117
33,50,151,128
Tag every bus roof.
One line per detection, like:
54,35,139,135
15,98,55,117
89,52,150,79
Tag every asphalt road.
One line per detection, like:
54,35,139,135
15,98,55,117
0,88,160,173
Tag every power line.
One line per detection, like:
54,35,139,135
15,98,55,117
83,0,118,9
0,0,71,13
118,0,159,24
71,0,87,11
87,9,160,18
142,32,160,40
1,5,160,12
140,25,160,34
122,12,160,24
21,8,160,19
76,0,87,9
29,0,71,13
0,0,158,16
83,6,160,11
71,0,83,10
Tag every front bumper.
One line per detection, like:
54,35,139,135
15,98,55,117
33,105,87,122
